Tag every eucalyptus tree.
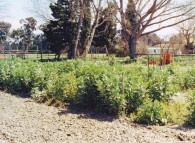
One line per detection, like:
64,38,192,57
113,0,195,60
81,0,117,58
78,0,91,56
19,17,37,52
0,21,11,43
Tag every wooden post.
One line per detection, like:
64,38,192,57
148,54,150,80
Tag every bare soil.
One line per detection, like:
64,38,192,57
0,92,194,143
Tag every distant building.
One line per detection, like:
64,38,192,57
147,44,184,55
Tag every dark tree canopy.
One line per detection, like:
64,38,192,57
93,3,117,53
44,0,77,59
78,0,91,56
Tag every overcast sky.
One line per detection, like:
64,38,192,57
1,0,179,38
2,0,47,30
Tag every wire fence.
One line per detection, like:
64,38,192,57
0,50,195,65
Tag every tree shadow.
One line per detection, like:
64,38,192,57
57,105,118,122
0,88,31,99
170,124,195,131
37,58,68,62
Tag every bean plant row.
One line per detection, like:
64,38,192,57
0,59,194,125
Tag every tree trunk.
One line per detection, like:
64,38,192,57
81,0,102,59
82,29,96,58
56,53,60,60
82,17,100,58
40,44,43,60
128,36,137,60
73,0,83,59
67,46,72,59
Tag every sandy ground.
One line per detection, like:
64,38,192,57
0,92,194,143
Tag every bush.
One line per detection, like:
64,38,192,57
0,60,37,94
0,59,193,122
135,99,163,125
161,102,189,125
146,69,176,102
187,90,195,126
96,69,126,114
45,72,78,103
124,65,148,113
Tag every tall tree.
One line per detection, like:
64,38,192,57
113,0,195,60
0,21,11,43
78,0,91,56
28,0,54,22
179,19,195,49
0,21,11,34
44,0,77,59
81,0,104,58
145,33,162,46
10,28,24,51
81,0,116,58
20,17,37,52
73,0,83,59
93,3,117,53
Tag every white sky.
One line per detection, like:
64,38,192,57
2,0,46,30
1,0,179,38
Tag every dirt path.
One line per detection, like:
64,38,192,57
0,92,194,143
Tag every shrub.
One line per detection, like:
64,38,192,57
45,72,78,103
0,60,37,94
75,63,106,109
124,66,148,113
146,69,175,102
174,66,195,91
0,59,193,122
187,90,195,126
96,71,126,114
135,99,163,125
161,102,189,125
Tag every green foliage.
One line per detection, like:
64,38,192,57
93,2,117,51
44,0,77,59
0,59,194,124
76,65,102,109
187,90,195,126
0,60,36,93
135,100,189,125
135,99,163,125
146,69,175,102
45,72,78,103
172,66,195,91
161,102,189,125
95,65,126,114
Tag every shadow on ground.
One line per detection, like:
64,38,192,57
57,105,118,122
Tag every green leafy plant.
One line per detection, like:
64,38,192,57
187,90,195,126
135,99,163,125
146,69,175,102
0,59,194,124
161,102,189,125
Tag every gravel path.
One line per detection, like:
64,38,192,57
0,92,194,143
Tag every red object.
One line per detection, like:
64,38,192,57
149,61,156,65
160,53,172,65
